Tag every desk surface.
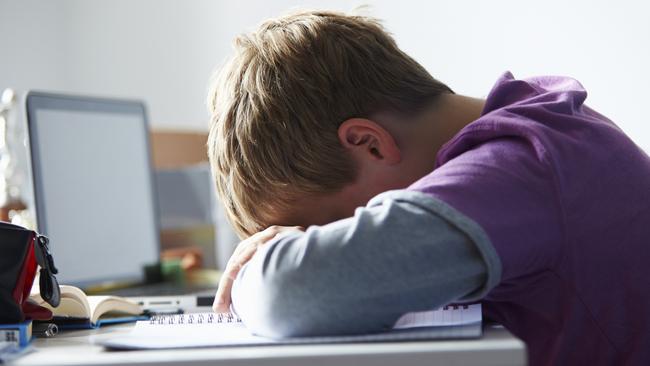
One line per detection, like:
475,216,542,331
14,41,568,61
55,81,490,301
12,323,526,366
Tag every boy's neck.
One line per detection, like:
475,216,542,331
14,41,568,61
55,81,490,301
430,93,486,149
407,93,486,163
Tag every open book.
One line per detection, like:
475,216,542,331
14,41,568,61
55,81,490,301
103,304,482,350
30,285,145,328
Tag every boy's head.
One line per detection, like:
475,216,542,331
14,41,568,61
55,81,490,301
207,10,453,237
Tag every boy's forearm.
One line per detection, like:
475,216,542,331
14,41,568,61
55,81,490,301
231,190,502,338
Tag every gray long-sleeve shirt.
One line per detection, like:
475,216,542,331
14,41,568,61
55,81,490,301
230,190,502,338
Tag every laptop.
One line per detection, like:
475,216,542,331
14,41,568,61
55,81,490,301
25,91,216,312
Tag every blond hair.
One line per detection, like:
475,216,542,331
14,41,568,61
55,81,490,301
207,10,453,237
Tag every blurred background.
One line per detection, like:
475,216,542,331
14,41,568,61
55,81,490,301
2,0,649,151
1,0,648,275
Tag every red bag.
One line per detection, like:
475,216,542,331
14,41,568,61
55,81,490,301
0,221,60,323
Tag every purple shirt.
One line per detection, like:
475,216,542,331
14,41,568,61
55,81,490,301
409,72,650,365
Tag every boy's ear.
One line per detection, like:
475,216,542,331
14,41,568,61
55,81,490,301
337,118,401,165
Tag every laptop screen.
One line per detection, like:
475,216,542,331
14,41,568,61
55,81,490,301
26,92,159,287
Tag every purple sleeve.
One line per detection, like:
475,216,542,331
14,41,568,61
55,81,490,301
409,137,565,301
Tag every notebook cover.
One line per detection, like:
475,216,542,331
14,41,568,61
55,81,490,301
49,315,148,329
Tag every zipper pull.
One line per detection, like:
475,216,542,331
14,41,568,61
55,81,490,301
38,235,59,274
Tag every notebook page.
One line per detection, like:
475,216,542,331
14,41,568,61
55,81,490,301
103,304,482,349
144,304,480,329
392,304,481,329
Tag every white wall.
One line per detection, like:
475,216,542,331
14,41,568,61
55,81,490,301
0,1,69,91
1,0,649,151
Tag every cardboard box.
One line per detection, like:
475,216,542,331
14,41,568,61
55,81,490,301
150,130,208,169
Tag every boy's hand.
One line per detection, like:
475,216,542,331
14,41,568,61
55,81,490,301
212,225,303,313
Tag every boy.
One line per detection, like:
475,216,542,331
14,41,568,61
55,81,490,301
207,10,650,366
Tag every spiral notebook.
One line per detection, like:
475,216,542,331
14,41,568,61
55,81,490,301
102,304,482,350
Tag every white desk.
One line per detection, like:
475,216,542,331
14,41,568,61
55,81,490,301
12,323,525,366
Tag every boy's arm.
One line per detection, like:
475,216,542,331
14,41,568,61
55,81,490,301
229,190,502,338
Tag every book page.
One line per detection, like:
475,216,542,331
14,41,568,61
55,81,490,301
29,285,91,318
87,296,143,324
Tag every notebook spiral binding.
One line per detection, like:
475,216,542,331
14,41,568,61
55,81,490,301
149,313,242,325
